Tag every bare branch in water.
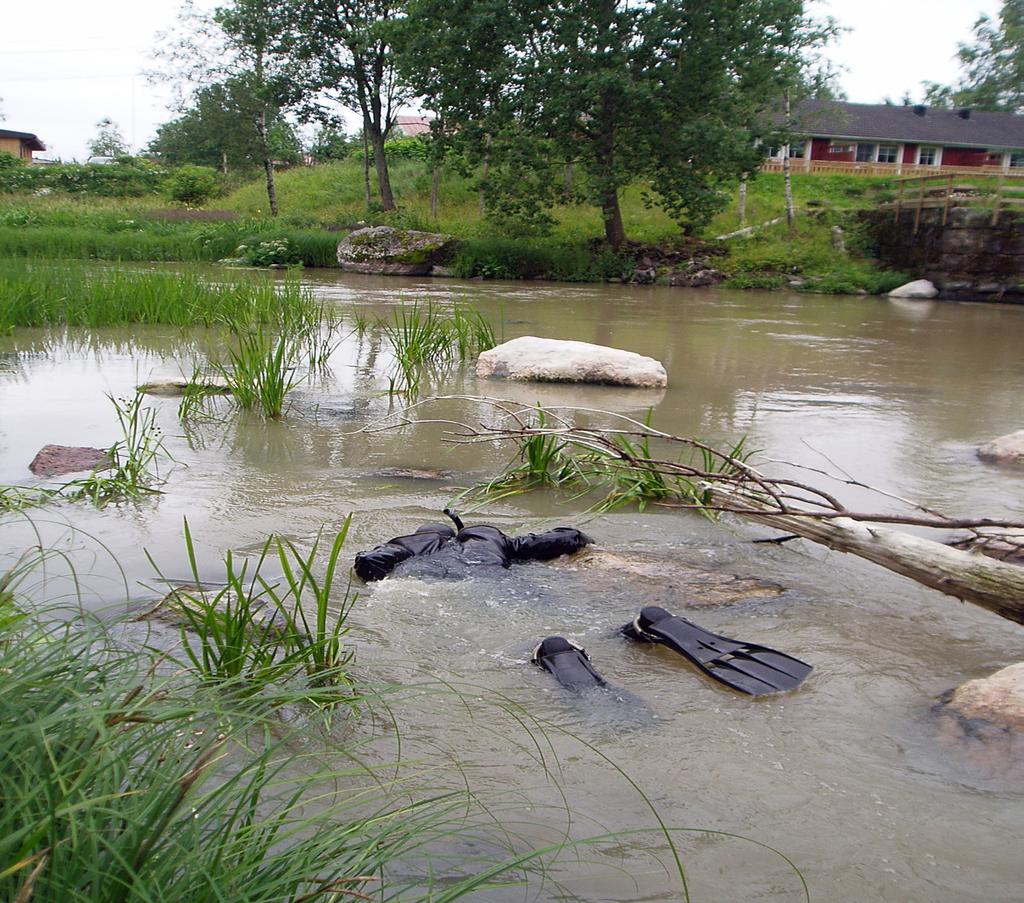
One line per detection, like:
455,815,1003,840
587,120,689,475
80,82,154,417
356,396,1024,623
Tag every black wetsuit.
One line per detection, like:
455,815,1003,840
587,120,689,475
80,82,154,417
353,523,591,582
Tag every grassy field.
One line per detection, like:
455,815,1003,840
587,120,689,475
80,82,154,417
0,160,909,292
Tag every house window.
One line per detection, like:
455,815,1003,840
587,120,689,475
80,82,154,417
856,143,875,162
877,145,899,164
918,146,938,166
1010,152,1024,168
829,143,854,155
764,146,781,159
789,140,806,158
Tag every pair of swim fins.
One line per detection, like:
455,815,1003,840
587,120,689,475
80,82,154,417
532,605,812,697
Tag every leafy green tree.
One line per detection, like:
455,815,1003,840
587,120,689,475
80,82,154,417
400,0,829,247
309,125,352,162
287,1,410,210
88,117,129,158
152,0,305,215
150,81,298,172
924,0,1024,113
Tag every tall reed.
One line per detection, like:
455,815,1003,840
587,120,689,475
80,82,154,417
0,259,321,331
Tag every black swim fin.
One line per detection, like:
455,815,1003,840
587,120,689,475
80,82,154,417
622,605,811,696
532,636,607,691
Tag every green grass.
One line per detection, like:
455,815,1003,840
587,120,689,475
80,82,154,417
0,164,907,292
0,260,323,331
379,304,497,397
720,215,911,295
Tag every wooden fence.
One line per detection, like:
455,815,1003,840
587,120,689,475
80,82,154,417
760,159,1015,178
877,172,1024,233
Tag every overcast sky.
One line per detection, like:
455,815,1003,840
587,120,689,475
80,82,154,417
0,0,1005,161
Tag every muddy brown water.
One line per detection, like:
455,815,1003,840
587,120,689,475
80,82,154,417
2,271,1023,901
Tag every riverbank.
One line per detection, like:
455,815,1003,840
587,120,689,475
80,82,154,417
0,166,910,294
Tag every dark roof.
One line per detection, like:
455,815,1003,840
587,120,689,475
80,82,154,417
793,100,1024,150
0,129,45,151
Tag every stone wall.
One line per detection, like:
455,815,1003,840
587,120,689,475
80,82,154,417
864,207,1024,303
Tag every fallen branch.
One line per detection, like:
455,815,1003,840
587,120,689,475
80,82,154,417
357,397,1024,624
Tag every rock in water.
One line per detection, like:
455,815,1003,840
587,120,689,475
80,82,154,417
945,663,1024,732
977,429,1024,465
476,336,668,388
29,444,111,477
336,226,457,276
137,377,231,397
887,279,939,299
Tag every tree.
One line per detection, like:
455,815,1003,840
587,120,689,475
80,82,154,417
88,118,129,158
288,1,410,211
152,0,305,215
400,0,831,248
149,80,300,173
923,0,1024,113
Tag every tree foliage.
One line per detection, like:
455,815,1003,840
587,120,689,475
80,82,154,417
287,0,411,210
149,80,301,171
399,0,833,246
152,0,304,214
88,118,129,158
924,0,1024,113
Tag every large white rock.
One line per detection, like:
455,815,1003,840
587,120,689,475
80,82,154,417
977,429,1024,465
946,663,1024,732
887,279,939,299
476,336,667,388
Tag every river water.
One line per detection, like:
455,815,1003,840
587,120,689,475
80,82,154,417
1,272,1022,901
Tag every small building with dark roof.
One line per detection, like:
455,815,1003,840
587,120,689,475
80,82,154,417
0,129,46,162
768,101,1024,173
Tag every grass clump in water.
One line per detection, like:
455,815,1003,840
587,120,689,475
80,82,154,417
150,517,355,697
0,260,323,332
380,303,497,397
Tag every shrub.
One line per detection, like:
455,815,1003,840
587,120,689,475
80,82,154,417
165,165,220,206
232,237,302,267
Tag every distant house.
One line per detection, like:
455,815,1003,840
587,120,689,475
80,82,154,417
766,101,1024,173
0,129,46,162
392,115,433,138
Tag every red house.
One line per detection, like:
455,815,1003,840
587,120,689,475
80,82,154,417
767,100,1024,173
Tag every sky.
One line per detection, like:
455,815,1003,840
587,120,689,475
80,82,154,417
0,0,1006,161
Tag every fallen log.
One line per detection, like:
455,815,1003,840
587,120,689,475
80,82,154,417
707,491,1024,625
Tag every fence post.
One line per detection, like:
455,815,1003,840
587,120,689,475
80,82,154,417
942,174,953,226
992,173,1005,226
913,177,926,235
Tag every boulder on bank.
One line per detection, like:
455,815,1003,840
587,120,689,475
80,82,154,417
887,279,938,299
977,429,1024,465
944,663,1024,732
476,336,668,388
337,226,457,276
29,444,111,477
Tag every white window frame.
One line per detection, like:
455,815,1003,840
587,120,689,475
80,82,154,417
916,146,940,166
877,144,900,164
855,143,875,163
1009,152,1024,168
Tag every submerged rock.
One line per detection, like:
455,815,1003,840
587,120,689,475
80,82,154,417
133,583,291,636
372,467,454,481
887,279,939,299
29,444,111,477
943,663,1024,732
337,226,457,276
476,336,668,388
977,429,1024,465
137,377,232,397
551,548,785,608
